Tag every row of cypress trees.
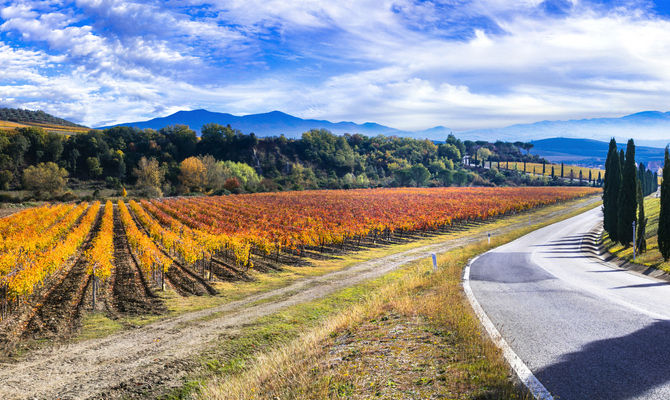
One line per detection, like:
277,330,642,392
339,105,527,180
603,138,657,251
658,149,670,260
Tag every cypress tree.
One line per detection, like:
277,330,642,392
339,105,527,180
658,147,670,260
588,170,592,184
636,174,647,253
603,139,618,237
606,146,622,241
551,166,555,178
542,160,546,175
617,139,637,246
561,162,564,178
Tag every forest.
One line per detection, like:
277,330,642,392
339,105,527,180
0,120,584,201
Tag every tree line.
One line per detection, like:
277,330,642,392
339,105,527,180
0,122,594,201
603,138,659,253
0,125,477,199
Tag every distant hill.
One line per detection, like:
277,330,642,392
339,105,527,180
463,111,670,147
98,109,409,138
530,137,665,170
100,108,670,146
0,108,85,128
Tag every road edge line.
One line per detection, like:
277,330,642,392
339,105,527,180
463,254,554,400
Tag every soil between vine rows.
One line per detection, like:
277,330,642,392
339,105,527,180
0,196,599,399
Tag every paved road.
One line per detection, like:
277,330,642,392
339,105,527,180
470,207,670,400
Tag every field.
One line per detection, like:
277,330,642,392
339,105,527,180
0,187,599,346
493,160,605,181
0,120,90,135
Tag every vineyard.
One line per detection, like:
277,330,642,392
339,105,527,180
0,120,90,135
492,160,605,181
0,187,599,343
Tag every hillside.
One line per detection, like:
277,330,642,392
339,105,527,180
100,108,670,146
97,109,406,137
0,108,89,135
0,108,85,128
530,137,665,170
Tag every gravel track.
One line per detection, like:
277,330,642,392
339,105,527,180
0,197,599,399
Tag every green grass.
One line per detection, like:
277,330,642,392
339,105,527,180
604,196,670,272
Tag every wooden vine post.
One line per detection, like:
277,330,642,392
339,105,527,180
1,284,7,320
92,263,97,309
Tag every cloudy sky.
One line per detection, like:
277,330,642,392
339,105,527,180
1,0,669,130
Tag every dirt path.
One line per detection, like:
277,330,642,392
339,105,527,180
0,197,600,400
108,206,165,315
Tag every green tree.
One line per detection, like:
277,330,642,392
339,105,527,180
603,139,621,241
221,160,261,188
476,148,492,165
617,139,637,245
0,170,12,190
22,162,68,198
410,164,430,186
636,178,647,253
659,147,670,260
86,156,103,178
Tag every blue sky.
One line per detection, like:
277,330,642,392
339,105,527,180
1,0,670,130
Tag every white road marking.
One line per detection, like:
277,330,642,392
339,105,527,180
463,254,554,400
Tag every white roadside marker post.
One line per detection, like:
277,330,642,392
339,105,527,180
431,253,437,272
488,232,491,244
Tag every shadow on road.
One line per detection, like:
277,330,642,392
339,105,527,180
535,320,670,400
610,282,670,290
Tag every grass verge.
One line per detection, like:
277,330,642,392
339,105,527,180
603,196,670,272
157,196,601,400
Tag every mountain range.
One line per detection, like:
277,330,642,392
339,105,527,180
529,138,664,170
98,109,404,138
466,111,670,148
98,109,670,148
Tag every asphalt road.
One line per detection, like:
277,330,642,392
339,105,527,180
469,207,670,400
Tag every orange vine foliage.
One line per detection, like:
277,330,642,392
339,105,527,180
2,202,100,299
154,186,599,263
86,201,114,280
0,187,599,303
117,200,172,275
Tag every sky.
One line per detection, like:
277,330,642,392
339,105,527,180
1,0,670,130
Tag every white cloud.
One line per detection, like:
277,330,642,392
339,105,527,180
2,0,670,137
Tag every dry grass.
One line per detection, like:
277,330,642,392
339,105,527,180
195,200,600,400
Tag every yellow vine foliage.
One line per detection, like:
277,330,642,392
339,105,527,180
3,202,100,299
117,201,172,275
85,201,115,281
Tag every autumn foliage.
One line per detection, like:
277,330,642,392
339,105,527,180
0,186,599,317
